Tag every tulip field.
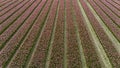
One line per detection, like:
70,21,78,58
0,0,120,68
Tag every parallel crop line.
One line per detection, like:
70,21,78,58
93,0,120,28
99,0,120,18
106,0,120,11
0,0,13,7
63,0,68,68
3,0,43,67
0,0,18,12
7,0,46,67
112,0,120,6
0,0,29,25
44,1,59,68
0,0,24,17
89,0,120,43
86,0,120,55
0,0,35,51
77,0,112,68
71,0,88,68
21,0,54,67
0,0,16,10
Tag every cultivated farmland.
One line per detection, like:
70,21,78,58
0,0,120,68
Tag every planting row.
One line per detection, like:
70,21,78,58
82,0,120,67
0,0,13,7
0,0,17,12
0,0,29,23
94,0,120,25
0,0,120,67
0,0,36,50
0,0,43,67
0,0,24,17
87,0,120,42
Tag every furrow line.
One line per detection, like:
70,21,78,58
0,0,35,50
87,0,120,43
106,0,120,11
0,0,24,17
82,0,120,67
99,0,120,18
86,0,120,55
77,0,112,67
71,0,88,68
44,1,59,68
0,0,31,47
5,0,48,67
92,0,120,28
48,0,65,67
7,0,46,67
65,0,83,67
0,0,13,7
63,0,67,68
26,0,59,67
0,0,17,12
72,0,101,67
0,0,29,24
2,0,43,67
21,0,54,67
112,0,120,6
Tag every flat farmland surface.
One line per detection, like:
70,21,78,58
0,0,120,68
